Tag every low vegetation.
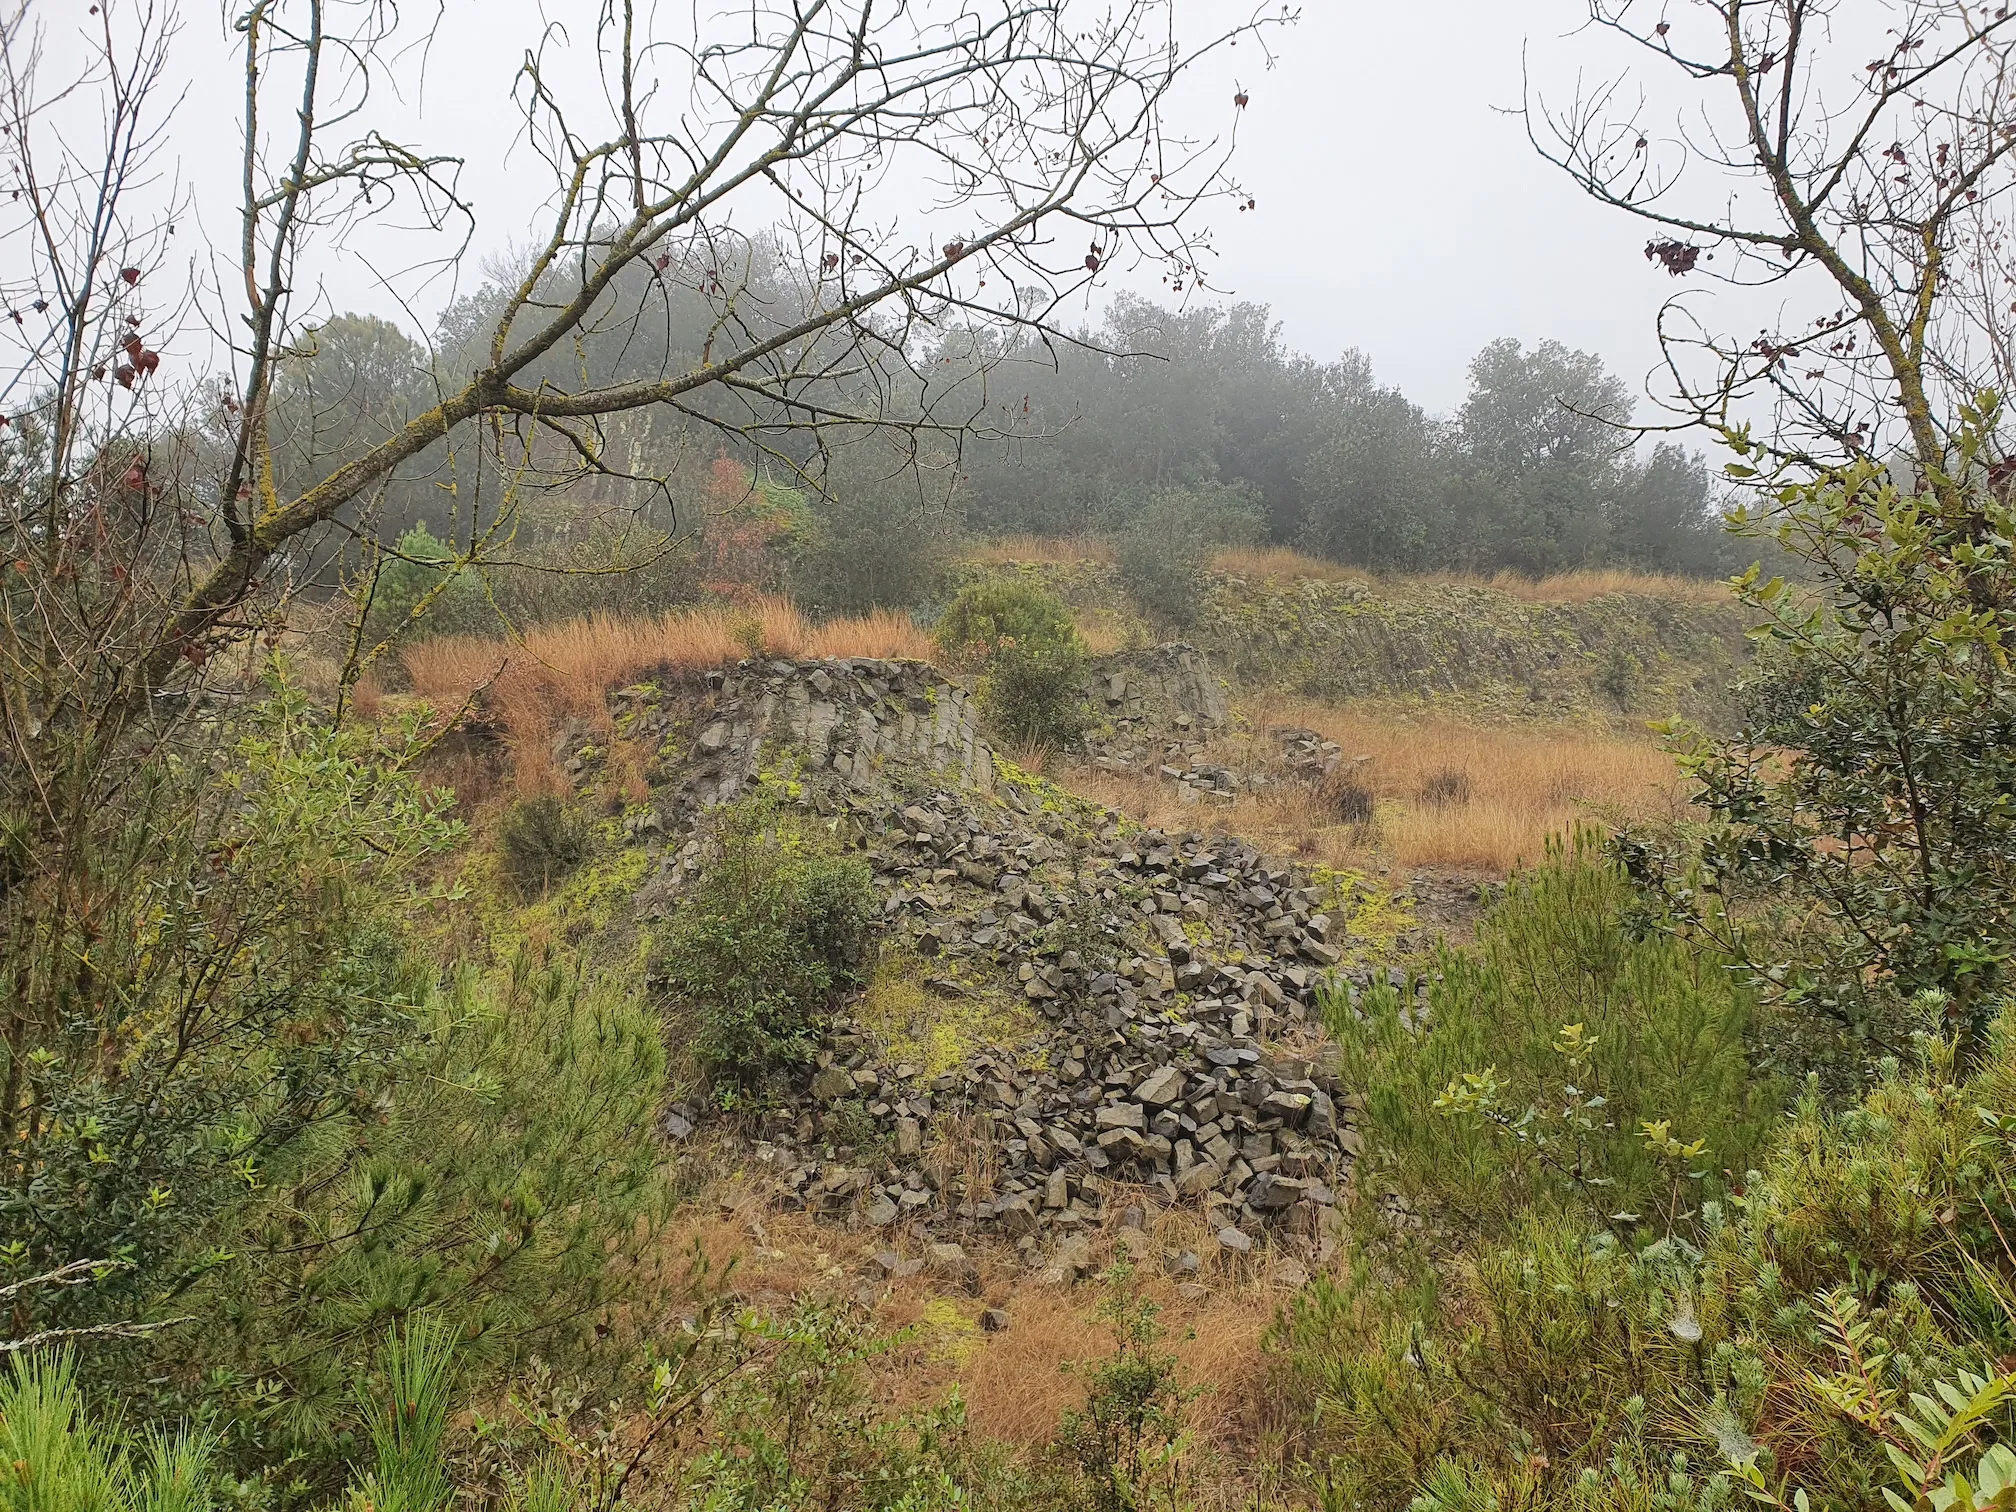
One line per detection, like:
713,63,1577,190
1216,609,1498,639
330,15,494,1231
936,579,1092,749
1330,837,1774,1236
15,2,2016,1505
658,795,879,1097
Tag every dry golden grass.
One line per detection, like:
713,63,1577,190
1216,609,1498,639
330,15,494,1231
654,1183,1295,1475
803,605,937,660
1066,700,1684,876
1206,544,1371,584
962,534,1117,566
1073,610,1132,656
1415,566,1734,605
402,597,934,788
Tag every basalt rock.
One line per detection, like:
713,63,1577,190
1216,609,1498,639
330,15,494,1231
565,650,1383,1255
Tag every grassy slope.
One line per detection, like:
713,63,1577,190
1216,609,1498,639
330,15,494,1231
963,551,1749,728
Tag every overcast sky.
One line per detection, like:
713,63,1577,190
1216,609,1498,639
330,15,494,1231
1204,1,1679,414
145,0,1748,421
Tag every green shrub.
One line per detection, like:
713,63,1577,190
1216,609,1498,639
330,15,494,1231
360,523,490,648
0,670,461,1344
1051,1268,1197,1512
936,580,1089,748
981,639,1092,749
1114,518,1209,629
678,1303,977,1511
176,947,668,1492
1280,968,2016,1509
792,452,960,613
1632,409,2016,1058
659,796,877,1094
1111,484,1263,629
499,794,590,897
1326,834,1775,1239
936,577,1080,660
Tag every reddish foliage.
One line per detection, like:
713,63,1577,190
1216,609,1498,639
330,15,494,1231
1645,239,1701,275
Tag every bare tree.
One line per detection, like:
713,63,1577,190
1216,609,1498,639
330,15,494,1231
1531,0,2016,500
0,0,1288,1303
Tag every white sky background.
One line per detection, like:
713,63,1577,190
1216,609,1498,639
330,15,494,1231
122,0,1810,422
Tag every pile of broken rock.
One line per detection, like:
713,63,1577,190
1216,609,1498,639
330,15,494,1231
729,783,1378,1263
585,652,1388,1266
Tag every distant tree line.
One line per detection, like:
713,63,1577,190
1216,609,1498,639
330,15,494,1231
273,289,1735,627
960,295,1737,578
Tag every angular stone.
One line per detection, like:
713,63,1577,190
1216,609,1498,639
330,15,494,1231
1215,1227,1254,1255
864,1196,899,1226
810,1065,855,1101
1097,1126,1143,1156
896,1117,923,1157
1175,1161,1222,1197
1052,1235,1095,1278
1094,1102,1146,1131
1260,1090,1313,1126
1306,1088,1338,1139
1134,1066,1185,1107
927,1242,969,1270
1246,1173,1307,1212
1044,1169,1070,1209
980,1307,1011,1333
995,1193,1038,1236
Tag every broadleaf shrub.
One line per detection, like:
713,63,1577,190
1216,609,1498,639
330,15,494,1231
658,795,876,1093
936,579,1089,748
1627,404,2016,1060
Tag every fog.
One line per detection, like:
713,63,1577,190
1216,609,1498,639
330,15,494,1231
132,0,1722,417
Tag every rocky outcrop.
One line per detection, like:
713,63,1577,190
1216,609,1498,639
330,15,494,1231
583,650,1374,1263
615,656,994,827
734,790,1369,1260
1084,643,1229,735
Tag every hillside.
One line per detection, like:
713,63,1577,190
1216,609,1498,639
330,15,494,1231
382,558,1746,1500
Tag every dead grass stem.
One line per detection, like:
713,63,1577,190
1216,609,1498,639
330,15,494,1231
1413,566,1733,605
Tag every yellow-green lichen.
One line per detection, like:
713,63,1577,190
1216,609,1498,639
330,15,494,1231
855,953,1040,1079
